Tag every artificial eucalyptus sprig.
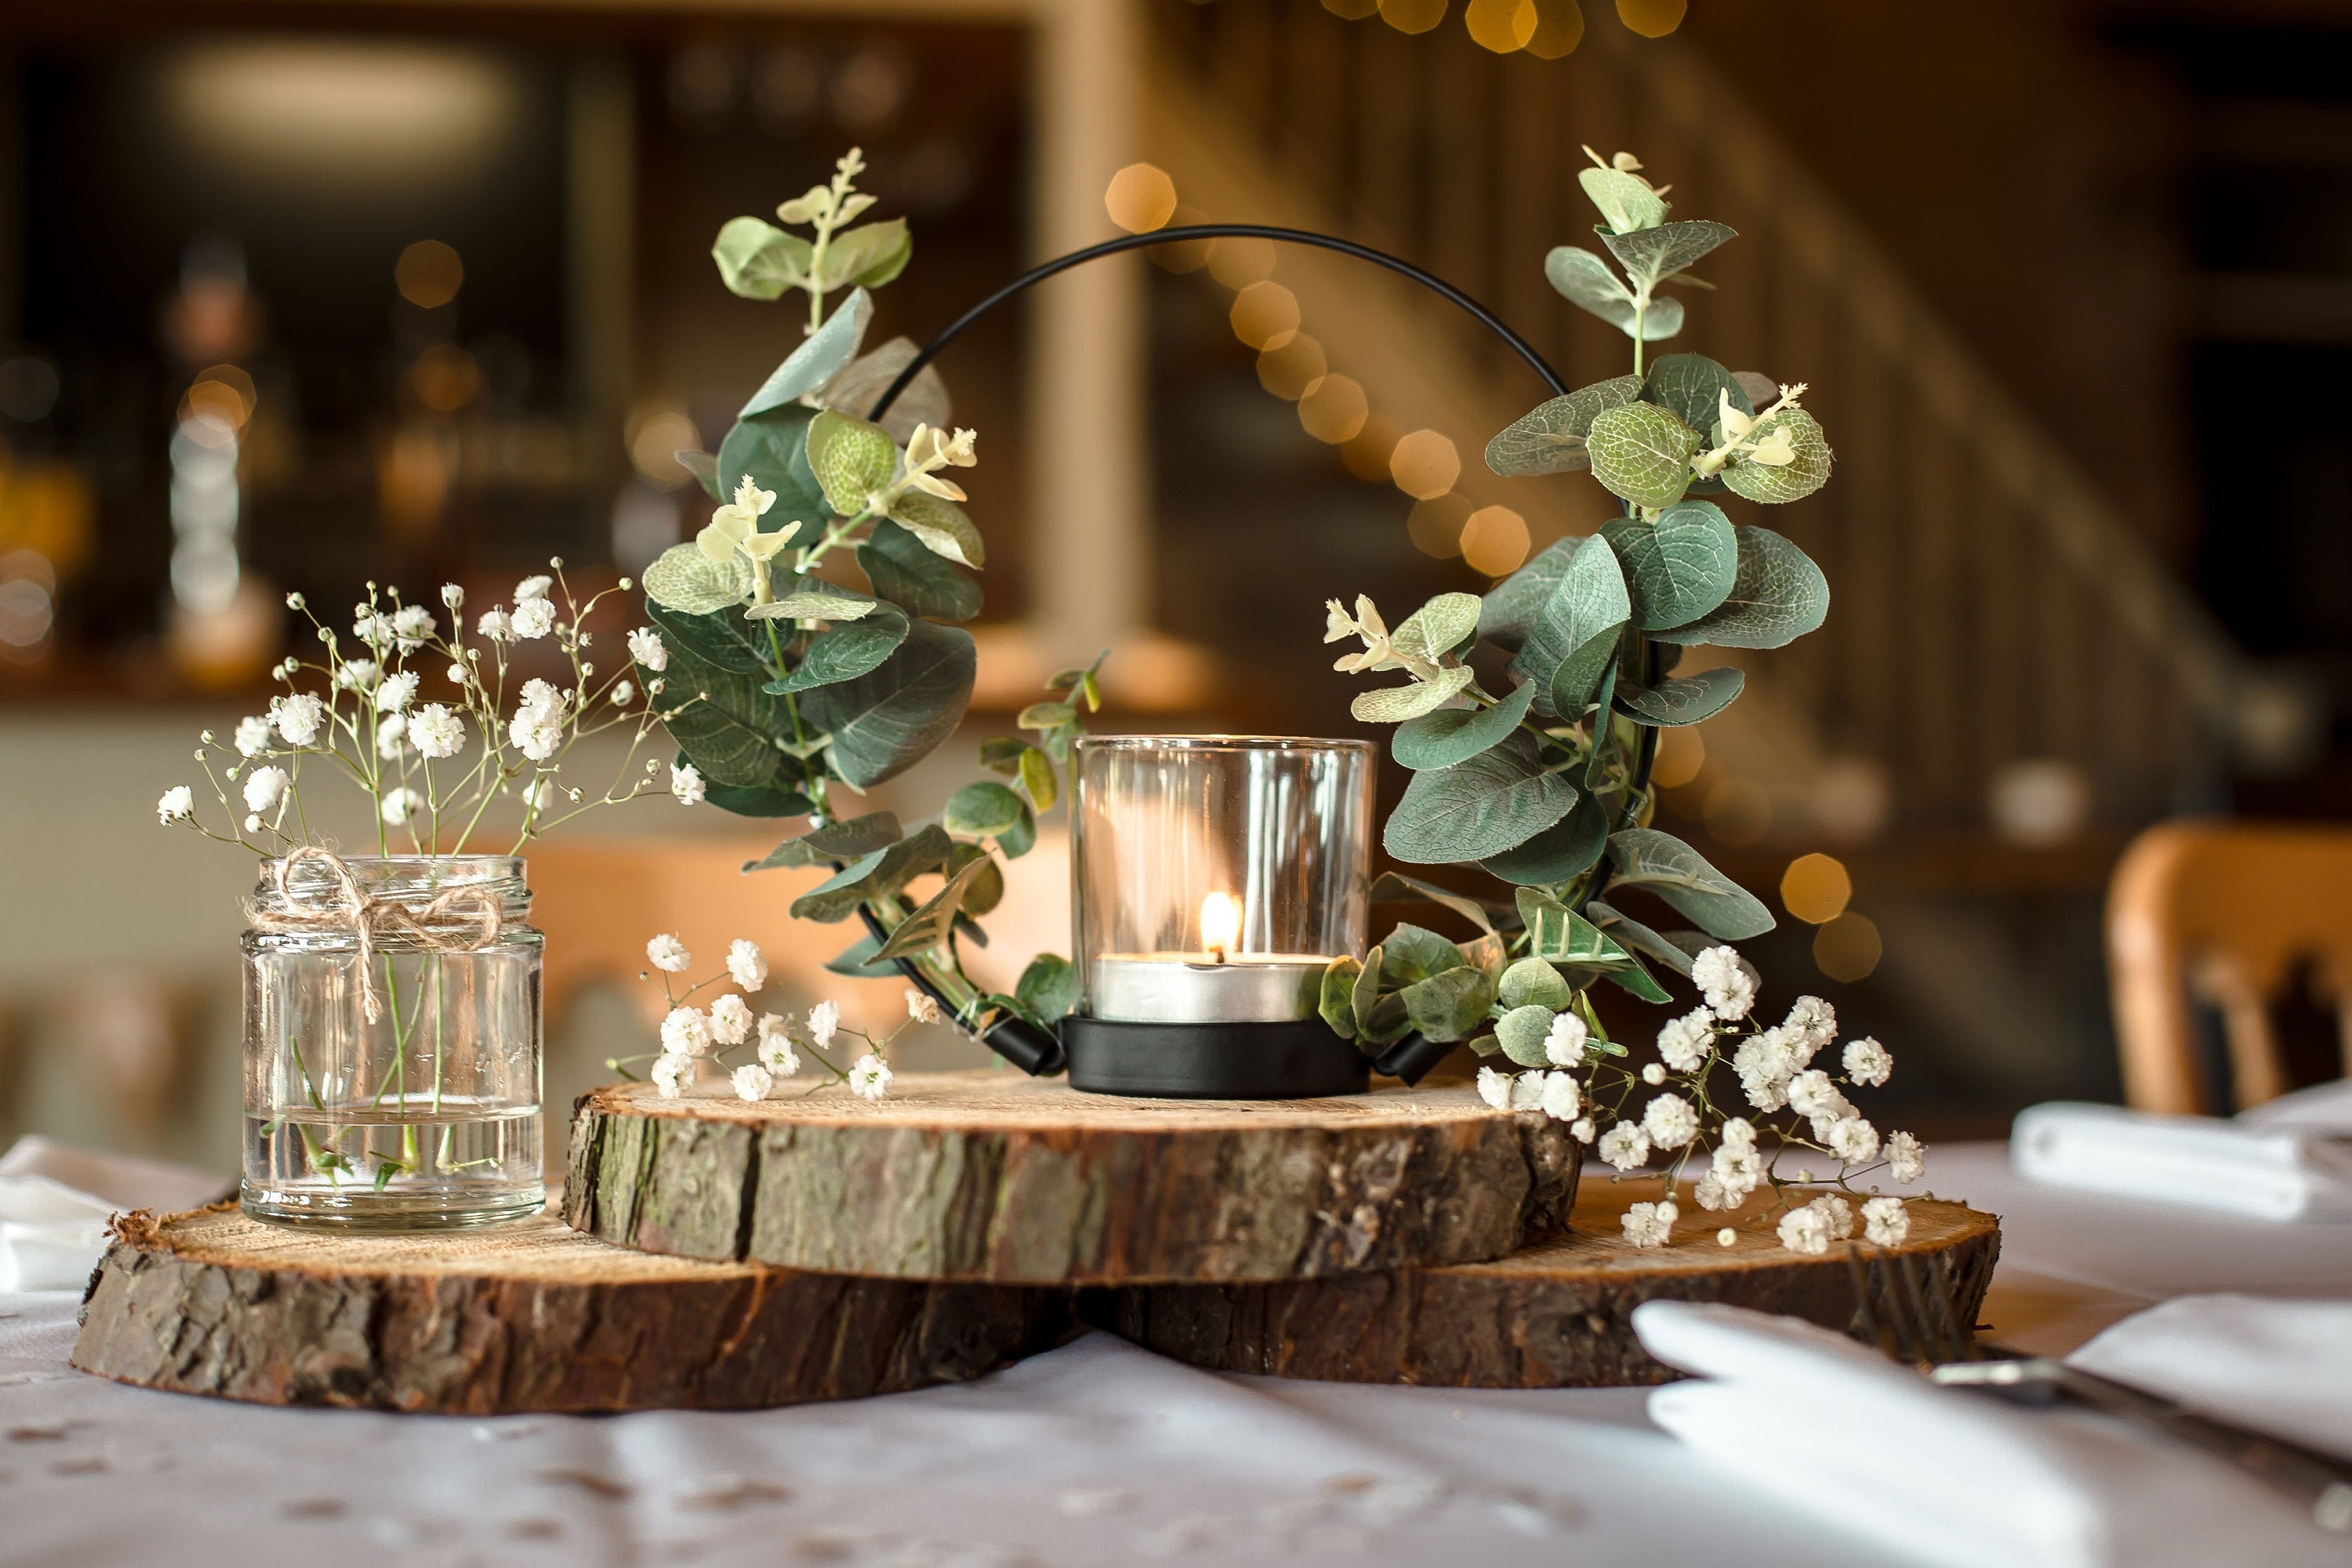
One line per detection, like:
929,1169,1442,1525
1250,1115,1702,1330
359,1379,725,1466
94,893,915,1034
634,151,1090,1051
1317,149,1923,1254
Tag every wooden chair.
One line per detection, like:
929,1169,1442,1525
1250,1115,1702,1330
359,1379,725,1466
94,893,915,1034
2107,821,2352,1113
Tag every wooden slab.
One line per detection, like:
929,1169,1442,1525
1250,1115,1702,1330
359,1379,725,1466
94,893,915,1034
71,1203,1069,1414
564,1073,1578,1286
1094,1181,2000,1388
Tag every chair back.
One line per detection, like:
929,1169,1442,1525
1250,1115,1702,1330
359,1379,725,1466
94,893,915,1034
2107,822,2352,1112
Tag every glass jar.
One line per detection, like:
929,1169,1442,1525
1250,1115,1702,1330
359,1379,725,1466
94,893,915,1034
241,855,543,1229
1071,736,1377,1025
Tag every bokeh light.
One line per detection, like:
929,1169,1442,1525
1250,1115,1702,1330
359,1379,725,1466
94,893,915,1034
1814,912,1883,982
1298,374,1369,443
1407,494,1472,558
1229,281,1301,350
627,408,702,489
1465,0,1540,52
1207,235,1277,289
1780,852,1853,925
1389,429,1461,499
1104,163,1178,234
1379,0,1450,34
1257,335,1328,401
409,343,481,412
1704,778,1772,845
1341,413,1404,481
1615,0,1686,38
394,238,463,308
1525,0,1587,57
1653,725,1706,789
1459,504,1530,575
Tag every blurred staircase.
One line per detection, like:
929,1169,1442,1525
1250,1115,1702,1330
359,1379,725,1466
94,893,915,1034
1142,1,2317,1105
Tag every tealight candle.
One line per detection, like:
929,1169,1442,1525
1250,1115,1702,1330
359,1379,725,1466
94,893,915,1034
1090,893,1330,1022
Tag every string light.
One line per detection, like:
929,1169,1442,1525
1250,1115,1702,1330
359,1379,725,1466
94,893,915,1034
1525,0,1586,57
1104,163,1178,234
1459,504,1530,575
1389,429,1461,499
1465,0,1540,52
1780,852,1853,925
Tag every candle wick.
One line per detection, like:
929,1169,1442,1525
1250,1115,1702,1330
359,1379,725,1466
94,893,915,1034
1210,946,1227,965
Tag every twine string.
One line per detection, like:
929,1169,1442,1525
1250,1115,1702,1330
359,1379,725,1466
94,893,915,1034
246,847,506,1023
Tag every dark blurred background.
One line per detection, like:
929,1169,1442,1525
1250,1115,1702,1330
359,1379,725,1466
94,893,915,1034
3,0,2348,1163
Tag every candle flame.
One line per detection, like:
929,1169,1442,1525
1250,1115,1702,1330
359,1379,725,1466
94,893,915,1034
1199,891,1241,962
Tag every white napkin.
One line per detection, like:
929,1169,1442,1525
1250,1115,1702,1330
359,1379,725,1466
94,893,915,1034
1633,1299,2343,1568
0,1136,230,1291
2067,1294,2352,1464
2011,1100,2352,1221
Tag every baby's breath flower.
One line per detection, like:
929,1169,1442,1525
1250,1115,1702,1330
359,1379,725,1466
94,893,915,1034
511,597,557,640
1785,995,1837,1051
1642,1091,1699,1149
661,1006,713,1057
1777,1204,1831,1256
1861,1196,1910,1247
408,704,465,760
1641,1062,1666,1086
1843,1036,1893,1087
1621,1200,1675,1250
1598,1122,1651,1171
1508,1070,1545,1111
627,626,668,673
1718,1228,1737,1247
1810,1193,1855,1241
651,1051,694,1098
524,778,558,813
728,939,768,992
379,787,423,826
354,611,395,650
391,604,434,651
378,670,419,713
1721,1116,1757,1150
446,664,467,684
670,761,706,805
272,693,326,747
1711,1142,1762,1200
157,786,194,825
756,1014,800,1076
336,659,379,691
905,988,942,1025
1886,1129,1926,1184
611,680,635,706
731,1062,775,1102
477,608,514,643
233,714,273,757
509,683,567,762
807,1000,839,1050
1786,1069,1850,1122
1657,1007,1714,1073
376,713,408,760
1539,1069,1580,1122
1693,1171,1733,1210
1570,1116,1595,1143
1826,1115,1880,1164
1692,946,1755,1021
848,1051,892,1101
646,933,691,973
242,764,289,815
1544,1011,1588,1068
514,573,554,603
1476,1065,1510,1109
709,993,753,1046
441,583,464,609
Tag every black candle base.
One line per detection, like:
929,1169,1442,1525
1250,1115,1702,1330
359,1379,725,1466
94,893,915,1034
1062,1015,1371,1099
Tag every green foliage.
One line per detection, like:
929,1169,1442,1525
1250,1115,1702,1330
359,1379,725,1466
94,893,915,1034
1578,163,1669,234
807,410,898,516
788,824,953,922
888,492,986,568
1601,503,1738,632
701,779,816,818
1650,526,1830,650
1617,666,1745,727
717,406,830,528
1477,536,1581,654
1545,246,1686,342
1482,793,1608,886
1403,966,1495,1043
765,607,910,694
739,289,870,417
818,218,912,291
1641,354,1751,437
1494,1004,1557,1067
1319,957,1362,1040
1603,221,1735,293
1497,956,1572,1011
660,654,786,788
1510,533,1630,718
1352,665,1475,723
1014,954,1079,1023
1587,402,1701,509
944,780,1025,839
1393,680,1534,771
1369,871,1511,935
713,217,813,301
1583,899,1698,977
860,519,982,622
800,620,976,788
1383,734,1579,865
1484,376,1642,478
873,854,992,960
644,601,763,674
1719,405,1835,505
1604,829,1776,939
643,546,753,616
746,811,903,871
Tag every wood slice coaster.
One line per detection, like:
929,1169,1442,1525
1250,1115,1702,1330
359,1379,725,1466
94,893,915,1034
564,1073,1578,1285
70,1203,1069,1414
1094,1181,2000,1388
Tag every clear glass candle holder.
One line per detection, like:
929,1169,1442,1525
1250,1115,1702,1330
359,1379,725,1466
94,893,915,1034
241,855,544,1229
1072,736,1376,1028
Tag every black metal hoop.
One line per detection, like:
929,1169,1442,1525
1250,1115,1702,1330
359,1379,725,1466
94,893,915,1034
858,223,1649,1081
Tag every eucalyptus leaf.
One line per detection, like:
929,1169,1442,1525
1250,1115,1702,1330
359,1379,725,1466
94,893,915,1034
1018,746,1058,813
739,289,871,418
1508,960,1577,1013
1357,992,1415,1049
1602,953,1676,1005
942,842,1005,917
713,217,812,301
996,799,1038,859
1578,164,1668,234
978,735,1025,775
1016,953,1079,1022
1368,871,1511,935
887,491,985,568
1512,533,1630,719
1517,887,1639,968
746,811,904,871
1721,405,1835,505
1617,666,1745,727
1402,966,1495,1044
660,654,784,787
766,605,909,693
769,579,880,622
1604,829,1776,939
1587,402,1700,510
825,933,902,979
1393,681,1534,771
1602,502,1738,630
807,408,898,516
1641,354,1752,441
1548,621,1624,720
1544,247,1685,340
701,779,815,818
1390,592,1483,662
1603,221,1736,292
1481,791,1610,886
816,219,913,291
645,600,762,674
1378,923,1467,985
1584,666,1621,792
1352,944,1385,1040
1352,666,1476,724
642,545,752,616
1494,1004,1558,1067
1319,957,1362,1040
787,823,953,922
945,780,1025,839
800,619,976,787
1484,376,1643,477
1581,899,1697,978
1384,734,1579,865
860,518,982,622
1652,526,1830,650
1733,370,1779,407
1478,536,1581,653
717,405,830,527
820,336,950,445
677,449,724,501
873,854,989,960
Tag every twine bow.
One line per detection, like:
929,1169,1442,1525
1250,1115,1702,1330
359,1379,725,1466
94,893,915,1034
247,847,507,1023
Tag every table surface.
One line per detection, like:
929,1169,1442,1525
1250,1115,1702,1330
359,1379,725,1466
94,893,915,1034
3,1143,2346,1568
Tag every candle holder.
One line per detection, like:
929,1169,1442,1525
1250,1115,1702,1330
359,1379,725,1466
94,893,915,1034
1065,735,1377,1098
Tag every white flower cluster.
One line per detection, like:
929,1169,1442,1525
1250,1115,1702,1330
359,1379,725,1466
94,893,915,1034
631,933,907,1105
1473,945,1926,1254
